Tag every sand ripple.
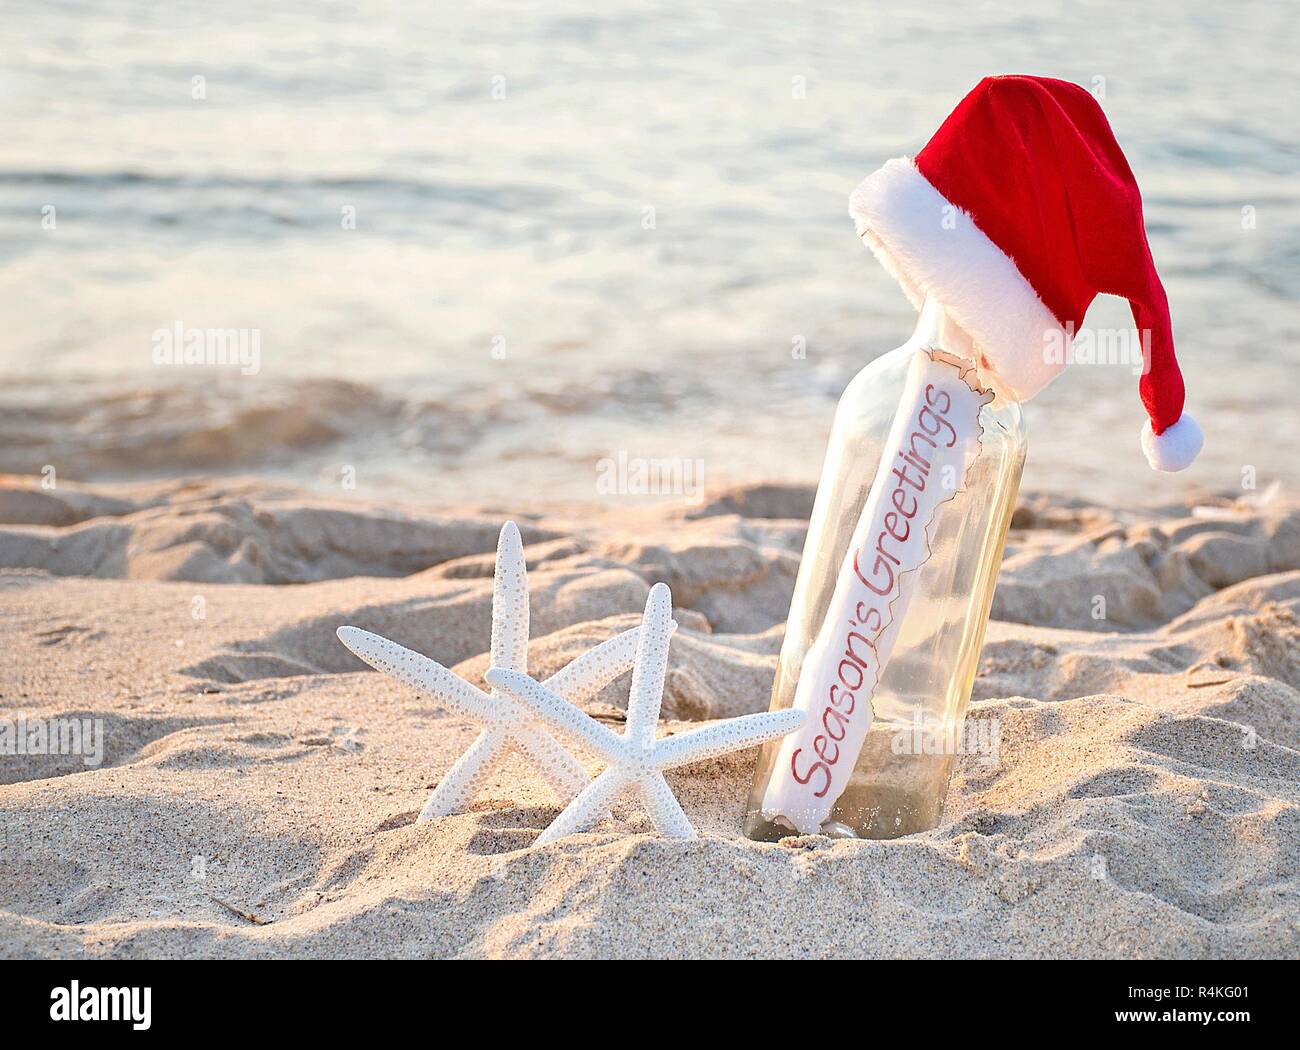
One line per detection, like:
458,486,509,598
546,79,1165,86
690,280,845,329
0,477,1296,957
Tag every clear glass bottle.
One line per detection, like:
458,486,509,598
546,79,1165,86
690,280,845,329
745,298,1027,840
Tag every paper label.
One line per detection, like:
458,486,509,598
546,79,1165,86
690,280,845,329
761,348,993,834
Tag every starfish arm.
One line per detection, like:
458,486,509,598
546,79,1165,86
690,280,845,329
637,771,697,839
337,626,507,723
491,521,529,673
486,669,627,765
625,583,675,749
417,726,509,820
510,722,590,801
541,625,655,705
536,767,627,845
651,708,805,770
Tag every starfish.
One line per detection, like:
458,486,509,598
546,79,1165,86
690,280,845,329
336,521,643,821
487,583,805,841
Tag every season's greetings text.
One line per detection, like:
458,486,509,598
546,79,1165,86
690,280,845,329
761,350,991,833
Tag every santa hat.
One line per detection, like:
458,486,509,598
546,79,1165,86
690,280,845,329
849,75,1202,471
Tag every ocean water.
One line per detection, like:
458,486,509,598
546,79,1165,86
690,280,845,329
3,0,1297,506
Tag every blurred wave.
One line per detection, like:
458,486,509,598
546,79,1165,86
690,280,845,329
1,0,1296,504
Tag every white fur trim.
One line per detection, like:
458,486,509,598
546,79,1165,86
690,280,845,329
849,157,1069,402
1141,413,1202,472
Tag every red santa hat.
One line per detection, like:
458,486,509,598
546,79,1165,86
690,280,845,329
849,75,1202,471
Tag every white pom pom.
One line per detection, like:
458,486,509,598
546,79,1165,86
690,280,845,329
1141,413,1203,472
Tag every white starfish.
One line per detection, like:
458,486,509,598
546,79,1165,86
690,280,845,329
336,521,643,821
487,583,805,842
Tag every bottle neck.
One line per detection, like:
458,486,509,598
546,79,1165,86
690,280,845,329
912,296,977,364
910,296,1026,408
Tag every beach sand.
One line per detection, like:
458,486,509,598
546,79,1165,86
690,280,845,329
0,475,1297,958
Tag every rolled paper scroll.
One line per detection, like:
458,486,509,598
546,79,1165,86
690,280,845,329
761,347,993,834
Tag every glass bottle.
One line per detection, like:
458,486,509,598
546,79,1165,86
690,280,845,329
745,298,1027,840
